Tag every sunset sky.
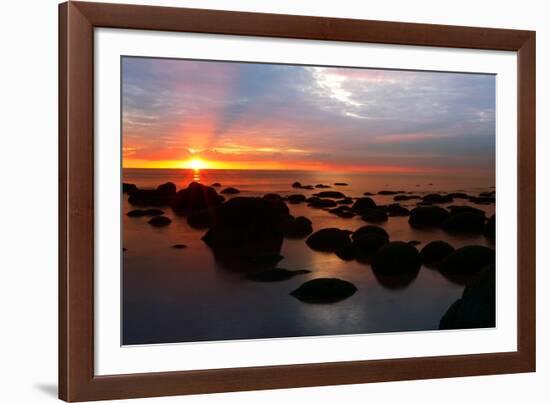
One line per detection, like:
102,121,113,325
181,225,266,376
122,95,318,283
122,56,495,174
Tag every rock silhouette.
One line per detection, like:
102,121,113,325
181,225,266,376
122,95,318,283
422,193,453,204
371,242,421,289
441,212,485,233
290,278,357,303
372,241,421,275
308,197,337,208
386,204,410,216
171,182,224,214
221,187,240,194
148,216,172,227
306,228,351,252
353,233,388,259
186,208,217,229
352,225,389,241
408,206,450,228
361,209,388,223
352,197,376,213
438,245,495,276
281,216,313,238
484,214,495,242
202,197,288,269
419,241,455,267
313,191,346,198
440,265,495,329
287,194,307,204
157,182,177,194
122,183,137,194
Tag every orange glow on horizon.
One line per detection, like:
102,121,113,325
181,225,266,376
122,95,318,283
122,158,479,175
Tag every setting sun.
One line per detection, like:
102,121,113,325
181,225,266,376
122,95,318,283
186,158,208,170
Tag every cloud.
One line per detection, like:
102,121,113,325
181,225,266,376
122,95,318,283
122,57,495,173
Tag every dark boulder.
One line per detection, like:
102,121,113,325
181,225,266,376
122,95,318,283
352,225,389,242
447,205,486,217
448,192,469,199
422,193,453,204
308,197,337,208
211,182,221,187
337,211,355,219
372,242,421,289
187,208,217,229
148,216,172,227
386,204,410,217
313,191,346,199
143,208,165,216
352,197,376,213
335,244,357,260
441,212,486,233
292,181,302,188
202,197,288,269
306,228,351,252
245,268,310,282
419,241,455,266
171,182,223,214
172,244,187,249
408,206,450,228
337,198,354,205
122,183,138,194
484,215,495,242
128,188,174,207
372,241,421,275
363,192,375,196
362,209,388,223
440,265,495,329
315,184,331,188
439,246,495,276
221,187,240,194
334,182,348,186
290,278,357,303
157,182,176,194
479,191,495,197
328,206,354,218
287,194,307,204
469,196,495,204
263,193,282,200
408,240,421,246
281,216,313,238
353,233,388,259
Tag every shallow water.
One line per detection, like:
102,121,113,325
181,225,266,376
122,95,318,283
122,168,495,345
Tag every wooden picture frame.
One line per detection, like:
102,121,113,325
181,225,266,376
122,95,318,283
59,1,536,401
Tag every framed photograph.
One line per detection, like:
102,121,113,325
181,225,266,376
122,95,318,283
59,1,536,401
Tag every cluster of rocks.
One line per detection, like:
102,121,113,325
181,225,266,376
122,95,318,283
304,225,423,289
409,205,495,237
123,180,496,313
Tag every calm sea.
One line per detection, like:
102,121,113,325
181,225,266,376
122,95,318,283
122,168,495,345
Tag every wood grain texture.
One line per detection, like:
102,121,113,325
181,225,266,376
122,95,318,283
59,1,536,401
